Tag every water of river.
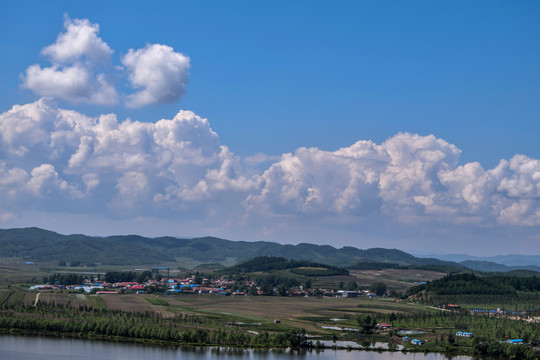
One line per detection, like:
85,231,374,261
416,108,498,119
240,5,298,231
0,335,485,360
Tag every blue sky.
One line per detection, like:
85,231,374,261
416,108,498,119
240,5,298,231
0,1,539,255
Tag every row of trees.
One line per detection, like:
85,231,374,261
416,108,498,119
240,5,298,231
43,270,156,286
43,273,89,286
0,300,309,347
103,270,154,284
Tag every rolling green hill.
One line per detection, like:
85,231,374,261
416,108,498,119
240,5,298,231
220,256,349,276
0,227,470,269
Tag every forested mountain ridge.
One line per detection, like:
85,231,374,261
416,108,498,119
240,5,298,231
0,227,527,271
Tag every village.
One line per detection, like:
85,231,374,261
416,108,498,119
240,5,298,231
29,271,381,299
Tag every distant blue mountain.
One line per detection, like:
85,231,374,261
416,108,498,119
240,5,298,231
415,252,540,271
459,260,540,273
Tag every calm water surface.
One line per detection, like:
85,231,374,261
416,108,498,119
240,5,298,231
0,335,484,360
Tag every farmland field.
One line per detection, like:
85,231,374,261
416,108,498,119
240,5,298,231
348,269,447,291
100,294,173,315
7,285,432,335
310,268,446,291
157,294,429,333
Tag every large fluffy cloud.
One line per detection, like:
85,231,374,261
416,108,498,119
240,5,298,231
22,17,118,105
21,17,190,107
0,99,539,233
0,99,255,215
41,17,113,64
123,44,190,108
23,64,118,105
246,133,540,227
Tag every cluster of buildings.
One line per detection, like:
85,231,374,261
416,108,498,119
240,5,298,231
471,308,527,317
30,273,387,298
438,304,461,310
335,290,379,298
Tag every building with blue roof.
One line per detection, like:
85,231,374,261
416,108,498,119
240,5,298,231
506,339,524,344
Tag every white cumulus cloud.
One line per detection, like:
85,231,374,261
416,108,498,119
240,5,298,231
23,65,118,105
0,99,539,237
41,17,113,64
123,44,190,108
21,17,190,108
0,99,255,216
245,133,540,227
22,16,118,105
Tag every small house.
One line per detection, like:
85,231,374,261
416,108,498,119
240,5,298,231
456,331,474,338
377,323,393,329
507,339,524,344
337,290,358,298
411,339,424,346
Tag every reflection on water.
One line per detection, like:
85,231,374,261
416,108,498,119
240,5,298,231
318,340,362,348
317,340,403,350
320,325,359,331
397,330,426,335
0,335,486,360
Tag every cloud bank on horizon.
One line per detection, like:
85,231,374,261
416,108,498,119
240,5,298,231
1,98,539,230
2,16,539,253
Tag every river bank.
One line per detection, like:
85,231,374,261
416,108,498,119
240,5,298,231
0,335,492,360
2,290,539,359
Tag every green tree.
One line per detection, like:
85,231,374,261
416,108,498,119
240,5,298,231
370,282,387,296
389,312,397,325
357,314,377,334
